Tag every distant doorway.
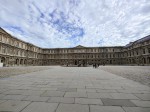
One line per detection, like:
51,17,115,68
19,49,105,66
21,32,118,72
75,60,78,65
1,57,5,63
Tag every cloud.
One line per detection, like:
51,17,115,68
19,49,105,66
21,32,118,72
0,0,150,48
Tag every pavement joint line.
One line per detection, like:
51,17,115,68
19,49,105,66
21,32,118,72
54,102,60,112
20,101,32,112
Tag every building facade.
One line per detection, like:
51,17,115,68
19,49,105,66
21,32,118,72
0,28,150,67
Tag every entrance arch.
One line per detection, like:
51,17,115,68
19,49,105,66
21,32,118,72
1,57,6,66
74,60,78,65
24,59,27,65
142,57,146,65
20,59,24,65
16,58,19,65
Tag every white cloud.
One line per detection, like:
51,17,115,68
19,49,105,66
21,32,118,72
0,0,150,48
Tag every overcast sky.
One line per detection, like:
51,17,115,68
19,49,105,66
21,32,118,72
0,0,150,48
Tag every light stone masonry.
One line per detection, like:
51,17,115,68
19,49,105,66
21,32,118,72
0,66,150,112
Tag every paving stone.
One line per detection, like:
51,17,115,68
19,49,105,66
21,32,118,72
86,86,104,89
122,107,150,112
23,96,49,102
4,89,25,95
134,94,150,100
131,100,150,107
1,67,150,112
56,104,89,112
96,89,117,93
90,105,125,112
0,100,30,112
40,87,57,91
0,100,6,104
64,92,87,98
2,94,27,100
76,89,87,92
110,93,139,99
0,94,6,99
117,89,150,94
69,85,86,89
78,89,96,93
103,86,123,90
22,90,45,96
57,88,77,92
88,93,112,98
41,91,65,97
101,98,136,107
48,97,74,103
0,89,8,94
21,102,58,112
75,98,103,105
129,86,150,91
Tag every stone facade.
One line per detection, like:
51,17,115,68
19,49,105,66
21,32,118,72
0,28,150,66
0,28,43,66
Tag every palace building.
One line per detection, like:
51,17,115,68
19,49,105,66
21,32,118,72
0,27,150,67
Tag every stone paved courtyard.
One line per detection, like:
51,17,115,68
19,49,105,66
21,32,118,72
100,66,150,87
0,66,150,112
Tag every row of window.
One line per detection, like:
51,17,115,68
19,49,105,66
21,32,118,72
43,48,122,54
44,53,122,59
125,48,150,57
0,34,43,53
0,34,27,49
0,44,43,58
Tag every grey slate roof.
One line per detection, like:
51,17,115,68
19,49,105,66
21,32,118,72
125,35,150,48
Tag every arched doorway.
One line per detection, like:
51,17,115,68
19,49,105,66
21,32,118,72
32,60,34,65
1,57,6,66
15,59,19,65
24,59,27,65
142,57,146,65
110,60,112,64
83,60,86,66
20,59,24,65
74,60,78,65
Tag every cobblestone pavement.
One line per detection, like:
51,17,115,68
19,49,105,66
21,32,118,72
0,66,51,78
100,66,150,87
0,66,150,112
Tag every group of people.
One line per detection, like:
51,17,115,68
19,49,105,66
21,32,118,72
93,63,99,68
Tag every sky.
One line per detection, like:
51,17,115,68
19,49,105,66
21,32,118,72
0,0,150,48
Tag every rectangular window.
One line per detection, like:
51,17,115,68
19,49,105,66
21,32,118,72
148,48,150,53
143,49,145,54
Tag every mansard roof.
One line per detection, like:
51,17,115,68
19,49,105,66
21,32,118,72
125,35,150,48
136,35,150,44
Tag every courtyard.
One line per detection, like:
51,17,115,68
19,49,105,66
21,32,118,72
0,66,150,112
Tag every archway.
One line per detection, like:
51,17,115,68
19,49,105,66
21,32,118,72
110,60,112,64
32,60,35,65
142,58,146,65
15,59,19,65
74,60,78,65
1,57,6,66
20,59,24,65
24,59,27,65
